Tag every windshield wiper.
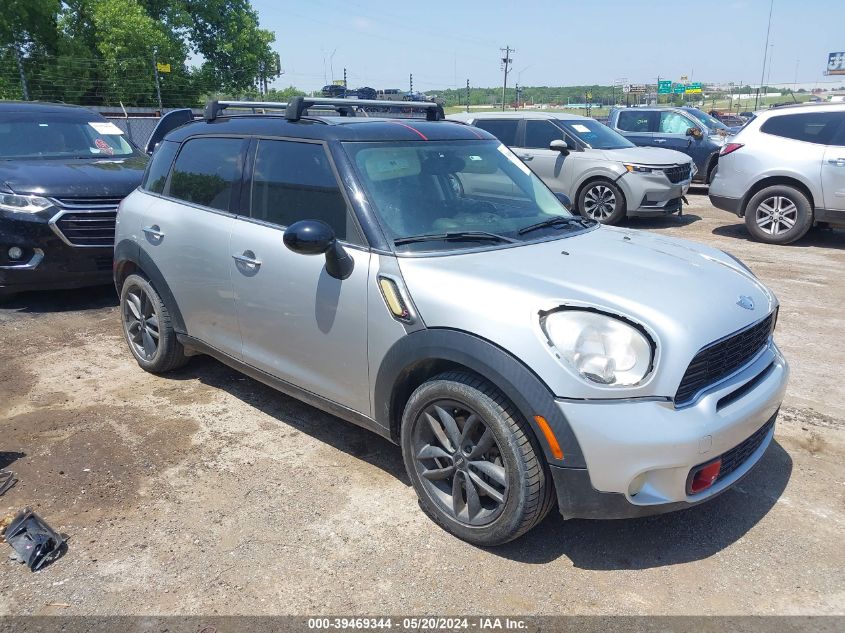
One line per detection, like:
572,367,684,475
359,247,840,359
394,231,517,246
517,216,594,235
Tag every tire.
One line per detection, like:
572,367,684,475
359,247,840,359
400,371,555,546
119,273,188,373
707,162,718,184
578,179,626,225
744,185,813,245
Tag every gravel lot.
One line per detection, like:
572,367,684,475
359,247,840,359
1,189,843,616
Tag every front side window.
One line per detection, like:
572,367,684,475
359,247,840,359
142,140,179,194
559,119,634,149
523,120,565,149
473,119,519,146
659,111,695,135
761,112,843,145
168,137,245,211
0,113,137,160
345,140,583,251
686,108,729,131
616,110,654,132
250,139,357,242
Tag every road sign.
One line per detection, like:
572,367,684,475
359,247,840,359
674,84,686,94
156,62,171,73
585,91,592,100
680,75,689,82
827,52,845,75
628,84,647,94
332,79,345,86
685,82,702,94
658,80,672,94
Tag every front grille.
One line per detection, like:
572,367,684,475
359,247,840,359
718,417,774,480
53,211,117,247
675,312,776,406
53,197,123,209
664,163,692,183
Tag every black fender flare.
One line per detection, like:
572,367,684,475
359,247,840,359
113,238,187,334
374,328,585,468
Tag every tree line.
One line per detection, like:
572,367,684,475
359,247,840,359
0,0,283,107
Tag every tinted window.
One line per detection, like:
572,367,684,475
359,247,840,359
250,140,355,241
169,137,244,211
524,120,565,149
761,112,843,145
0,112,136,159
831,117,845,146
616,110,654,132
473,119,519,146
659,111,695,134
142,140,178,194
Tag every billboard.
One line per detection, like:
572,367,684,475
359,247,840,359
685,83,703,94
658,80,673,94
828,52,845,76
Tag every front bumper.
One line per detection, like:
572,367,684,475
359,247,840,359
618,171,691,216
552,340,788,520
0,210,113,294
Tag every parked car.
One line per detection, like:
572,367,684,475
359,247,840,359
608,106,738,183
321,84,347,98
115,97,788,546
0,101,148,298
714,113,747,128
354,86,377,100
448,112,695,224
709,103,845,244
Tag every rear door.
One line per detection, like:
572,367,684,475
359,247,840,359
229,138,372,414
141,135,246,358
613,109,656,147
822,116,845,211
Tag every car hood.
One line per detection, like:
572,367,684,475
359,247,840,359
397,226,777,399
599,146,691,166
0,155,148,198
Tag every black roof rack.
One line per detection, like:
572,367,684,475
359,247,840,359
203,97,444,123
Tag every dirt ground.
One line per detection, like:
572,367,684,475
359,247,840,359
1,189,843,616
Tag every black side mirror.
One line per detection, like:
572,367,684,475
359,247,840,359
554,192,573,210
283,220,354,280
686,127,703,139
549,139,570,154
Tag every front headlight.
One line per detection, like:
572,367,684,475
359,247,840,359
0,193,52,214
623,163,655,173
542,310,654,386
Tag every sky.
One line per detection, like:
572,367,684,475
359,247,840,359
250,0,844,93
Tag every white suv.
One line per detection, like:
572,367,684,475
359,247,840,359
709,103,845,244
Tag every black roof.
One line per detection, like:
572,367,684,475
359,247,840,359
164,114,496,144
0,100,99,115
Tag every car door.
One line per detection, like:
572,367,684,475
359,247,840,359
654,110,698,156
613,109,656,147
517,119,574,194
822,115,845,211
141,135,246,359
229,138,372,415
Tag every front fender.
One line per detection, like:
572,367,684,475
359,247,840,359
374,328,585,467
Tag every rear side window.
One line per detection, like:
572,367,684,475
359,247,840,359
250,139,357,242
141,140,178,194
168,137,245,211
760,112,843,145
616,110,656,132
523,120,565,149
473,119,519,146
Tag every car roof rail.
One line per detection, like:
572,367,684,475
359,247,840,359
204,100,289,121
284,96,445,122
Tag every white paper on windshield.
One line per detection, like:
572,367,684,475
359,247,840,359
88,121,124,135
496,143,530,175
572,124,590,133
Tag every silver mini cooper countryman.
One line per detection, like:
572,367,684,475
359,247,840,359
114,98,789,546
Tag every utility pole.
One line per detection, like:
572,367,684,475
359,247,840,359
515,83,519,110
754,0,774,110
466,79,470,113
500,46,513,112
409,73,413,95
152,49,163,111
343,67,347,98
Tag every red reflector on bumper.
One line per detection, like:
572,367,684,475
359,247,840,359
689,459,722,494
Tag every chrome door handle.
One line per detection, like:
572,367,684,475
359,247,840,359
232,252,261,267
654,139,667,144
518,154,533,161
828,158,845,167
142,225,164,238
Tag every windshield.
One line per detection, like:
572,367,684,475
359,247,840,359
345,140,584,251
557,119,634,149
0,113,136,160
686,108,729,131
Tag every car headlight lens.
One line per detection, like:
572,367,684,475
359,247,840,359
0,193,52,214
623,163,654,173
542,310,654,386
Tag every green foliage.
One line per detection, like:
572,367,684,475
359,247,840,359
0,0,285,106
